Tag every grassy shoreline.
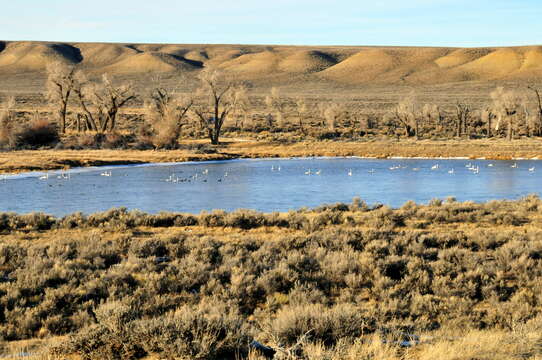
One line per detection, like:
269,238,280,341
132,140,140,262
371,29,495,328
1,138,542,174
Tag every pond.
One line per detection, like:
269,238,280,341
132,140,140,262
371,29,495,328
0,157,540,216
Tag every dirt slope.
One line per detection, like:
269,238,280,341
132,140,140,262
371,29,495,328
0,41,541,86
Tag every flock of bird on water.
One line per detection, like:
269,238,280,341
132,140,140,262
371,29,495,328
0,161,536,184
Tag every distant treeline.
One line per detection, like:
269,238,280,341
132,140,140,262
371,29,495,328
2,62,542,151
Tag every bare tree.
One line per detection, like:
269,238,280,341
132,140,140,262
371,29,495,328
294,97,308,135
145,87,193,149
422,104,444,136
73,72,98,132
0,97,16,147
46,61,77,134
490,87,520,141
232,86,250,130
74,73,136,133
93,75,136,132
481,107,494,138
317,101,327,127
527,86,542,136
265,87,287,129
455,102,470,138
520,96,536,137
393,94,418,138
192,68,238,145
324,103,341,131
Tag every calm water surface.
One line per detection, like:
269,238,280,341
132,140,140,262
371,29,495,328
0,158,540,216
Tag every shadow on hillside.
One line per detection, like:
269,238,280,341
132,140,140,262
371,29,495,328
50,43,83,63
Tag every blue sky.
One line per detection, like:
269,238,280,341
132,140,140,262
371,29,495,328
2,0,541,46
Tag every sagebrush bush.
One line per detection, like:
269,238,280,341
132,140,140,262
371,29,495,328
15,116,59,148
1,198,542,358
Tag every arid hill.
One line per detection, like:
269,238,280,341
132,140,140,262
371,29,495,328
2,41,542,112
1,41,542,84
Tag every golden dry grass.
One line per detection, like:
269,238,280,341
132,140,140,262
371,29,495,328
2,199,542,359
1,41,542,85
1,137,542,174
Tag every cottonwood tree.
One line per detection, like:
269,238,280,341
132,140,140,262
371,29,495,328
481,107,494,138
317,101,327,127
294,97,308,135
520,96,537,137
324,102,341,131
232,85,250,130
192,68,238,145
490,87,520,141
265,87,287,128
145,87,193,149
75,73,136,133
0,97,16,147
46,61,77,134
393,94,418,138
527,86,542,136
455,102,470,138
422,104,444,135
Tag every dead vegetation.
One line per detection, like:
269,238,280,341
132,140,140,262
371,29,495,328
2,44,542,153
1,197,542,359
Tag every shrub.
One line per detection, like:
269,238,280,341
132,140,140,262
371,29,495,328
15,116,59,148
132,302,250,359
270,303,370,346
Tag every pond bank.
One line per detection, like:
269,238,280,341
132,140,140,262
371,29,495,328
1,138,541,174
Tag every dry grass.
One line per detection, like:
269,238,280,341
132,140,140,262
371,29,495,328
1,137,542,174
1,41,542,85
1,198,542,359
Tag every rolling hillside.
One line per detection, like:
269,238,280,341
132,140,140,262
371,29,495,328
0,41,541,85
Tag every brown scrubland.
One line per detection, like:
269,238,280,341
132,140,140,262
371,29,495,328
2,41,542,359
1,197,542,359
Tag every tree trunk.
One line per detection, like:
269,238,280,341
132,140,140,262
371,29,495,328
58,111,65,134
456,119,461,138
528,87,542,137
487,115,492,138
298,116,306,135
507,116,513,141
404,124,411,137
109,108,118,131
59,99,68,134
